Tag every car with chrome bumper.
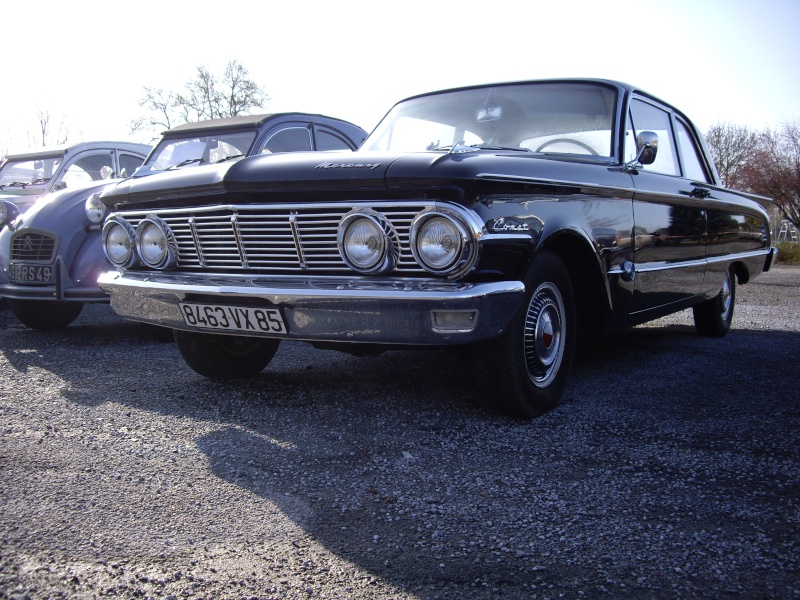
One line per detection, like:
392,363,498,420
0,113,367,329
97,79,778,417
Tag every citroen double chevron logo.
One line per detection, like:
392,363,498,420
22,236,34,252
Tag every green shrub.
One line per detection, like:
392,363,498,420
776,241,800,265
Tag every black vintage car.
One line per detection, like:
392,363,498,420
98,80,778,417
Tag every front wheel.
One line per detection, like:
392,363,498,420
693,266,735,337
7,299,84,330
173,330,280,379
473,250,576,418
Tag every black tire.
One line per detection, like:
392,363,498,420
473,250,577,418
7,299,84,330
173,330,280,379
693,266,735,337
141,324,176,342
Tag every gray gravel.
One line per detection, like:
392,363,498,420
1,266,798,599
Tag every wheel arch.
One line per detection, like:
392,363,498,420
538,229,612,339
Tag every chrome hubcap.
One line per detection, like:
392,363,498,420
720,272,732,320
523,282,565,387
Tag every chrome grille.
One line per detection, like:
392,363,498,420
118,202,432,273
10,232,57,262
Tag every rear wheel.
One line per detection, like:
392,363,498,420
693,266,735,337
8,299,84,330
173,330,280,379
474,250,576,418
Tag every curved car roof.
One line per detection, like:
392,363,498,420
162,113,363,136
4,141,151,162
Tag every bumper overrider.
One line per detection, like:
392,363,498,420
97,270,525,345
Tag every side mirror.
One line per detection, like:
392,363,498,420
635,131,658,165
53,181,68,191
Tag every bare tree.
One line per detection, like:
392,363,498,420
131,61,269,139
27,105,69,147
744,121,800,231
130,87,177,135
705,122,760,189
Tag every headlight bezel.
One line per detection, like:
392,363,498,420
135,215,178,270
102,215,139,269
337,210,399,274
410,208,477,277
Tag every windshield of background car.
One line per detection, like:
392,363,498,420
141,130,258,173
0,156,63,186
361,82,618,158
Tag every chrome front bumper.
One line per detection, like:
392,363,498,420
98,270,526,345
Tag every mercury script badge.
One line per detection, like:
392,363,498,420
315,162,382,170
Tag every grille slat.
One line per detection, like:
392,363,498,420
122,202,433,273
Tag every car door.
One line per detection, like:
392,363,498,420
55,149,116,190
116,151,147,178
626,97,708,315
256,122,314,154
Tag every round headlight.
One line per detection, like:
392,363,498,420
136,216,177,269
85,193,106,224
342,217,385,270
102,218,137,268
0,202,7,226
337,211,398,274
413,215,464,272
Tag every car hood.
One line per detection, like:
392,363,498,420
101,150,625,210
18,180,113,227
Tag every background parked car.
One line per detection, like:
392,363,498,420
0,113,367,329
0,141,151,224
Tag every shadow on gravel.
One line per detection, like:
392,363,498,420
3,301,799,597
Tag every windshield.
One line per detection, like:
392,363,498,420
361,82,617,158
0,155,63,186
141,130,258,173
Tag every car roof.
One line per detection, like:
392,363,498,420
4,141,152,161
161,113,362,136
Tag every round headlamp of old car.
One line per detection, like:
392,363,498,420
102,216,138,269
411,213,466,273
84,193,106,224
338,212,398,274
135,216,178,269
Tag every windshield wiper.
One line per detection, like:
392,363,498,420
214,154,243,164
29,177,51,184
0,181,30,189
469,144,533,152
165,158,205,170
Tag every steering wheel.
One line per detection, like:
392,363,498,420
535,138,598,155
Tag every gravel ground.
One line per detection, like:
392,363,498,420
0,266,798,600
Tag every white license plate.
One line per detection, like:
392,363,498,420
179,302,287,334
9,263,53,284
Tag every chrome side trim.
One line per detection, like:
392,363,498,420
607,248,771,275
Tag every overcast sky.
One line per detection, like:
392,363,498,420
2,0,797,152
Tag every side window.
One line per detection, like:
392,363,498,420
119,153,145,178
60,152,115,186
260,127,312,153
316,128,356,151
629,99,680,176
675,119,711,183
